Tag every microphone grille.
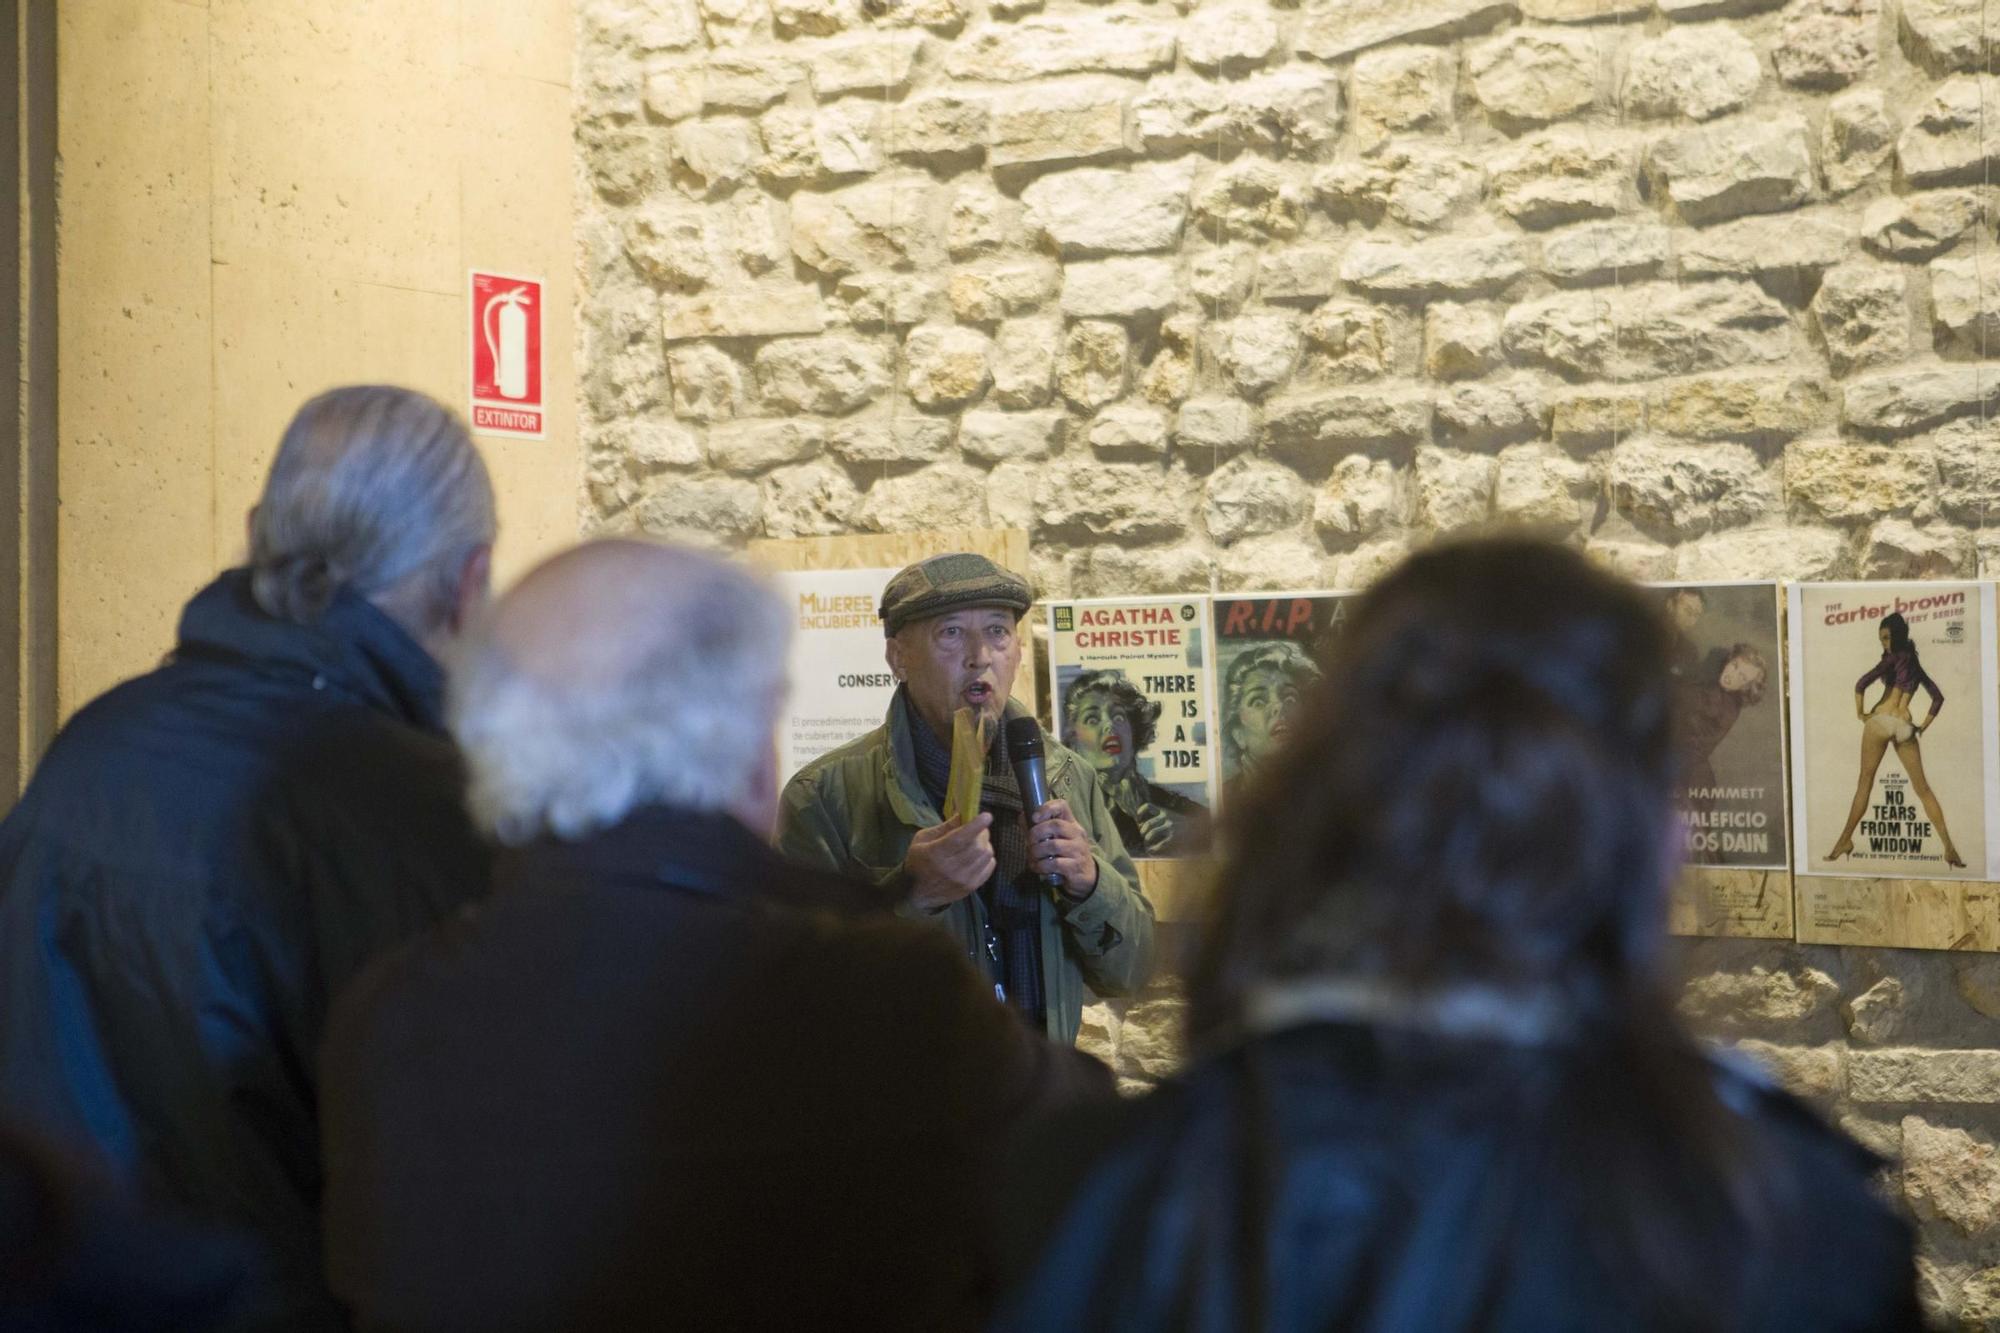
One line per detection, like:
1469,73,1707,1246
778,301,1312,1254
1004,715,1044,759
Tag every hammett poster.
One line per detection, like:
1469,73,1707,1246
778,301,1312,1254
1791,582,2000,882
1047,597,1215,859
1651,582,1789,870
1209,592,1356,808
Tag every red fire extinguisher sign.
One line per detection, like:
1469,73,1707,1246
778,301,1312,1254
470,270,545,439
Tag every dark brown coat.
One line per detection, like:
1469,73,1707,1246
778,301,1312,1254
320,806,1109,1333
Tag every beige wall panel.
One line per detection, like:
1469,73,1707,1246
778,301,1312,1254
56,0,576,717
462,0,573,86
485,448,585,587
459,70,577,423
460,67,581,586
210,9,461,293
211,265,463,560
57,0,216,710
459,72,575,304
207,0,459,74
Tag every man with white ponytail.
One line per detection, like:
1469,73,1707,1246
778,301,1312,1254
318,539,1108,1333
0,385,497,1329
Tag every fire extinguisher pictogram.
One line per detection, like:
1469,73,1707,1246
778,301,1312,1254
469,270,545,439
483,286,533,401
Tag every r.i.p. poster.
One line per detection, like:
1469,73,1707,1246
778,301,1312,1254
1791,581,2000,882
1208,592,1356,810
1047,597,1215,859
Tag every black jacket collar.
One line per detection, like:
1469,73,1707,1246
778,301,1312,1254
501,806,780,901
499,805,889,916
174,569,446,732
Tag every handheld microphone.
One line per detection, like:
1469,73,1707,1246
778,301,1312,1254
1004,717,1066,892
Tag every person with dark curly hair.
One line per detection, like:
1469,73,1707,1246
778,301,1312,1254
1060,670,1209,856
994,538,1921,1333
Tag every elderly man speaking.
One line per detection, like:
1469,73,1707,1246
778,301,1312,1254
780,553,1155,1042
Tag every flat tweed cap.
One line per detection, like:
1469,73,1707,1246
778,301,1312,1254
879,552,1033,636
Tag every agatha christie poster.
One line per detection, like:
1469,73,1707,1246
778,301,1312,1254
1650,582,1790,870
1208,592,1356,809
1047,597,1215,859
1791,582,2000,882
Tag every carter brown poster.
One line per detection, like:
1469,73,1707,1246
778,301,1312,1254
1047,597,1215,859
1651,582,1789,871
1791,582,2000,882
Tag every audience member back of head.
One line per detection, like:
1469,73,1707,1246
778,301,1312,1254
0,385,497,1330
994,537,1923,1333
318,539,1110,1333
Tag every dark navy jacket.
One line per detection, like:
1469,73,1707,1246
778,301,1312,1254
0,1123,263,1329
995,1022,1923,1333
0,570,491,1330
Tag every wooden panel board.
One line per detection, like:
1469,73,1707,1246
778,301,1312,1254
1795,876,2000,950
1668,869,1794,940
1135,857,1215,926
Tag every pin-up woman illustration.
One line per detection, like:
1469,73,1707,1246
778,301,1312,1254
1824,612,1965,869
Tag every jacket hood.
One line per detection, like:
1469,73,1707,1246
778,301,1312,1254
175,569,447,732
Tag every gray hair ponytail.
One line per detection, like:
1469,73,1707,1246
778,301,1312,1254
249,386,496,636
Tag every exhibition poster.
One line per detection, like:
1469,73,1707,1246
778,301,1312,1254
1650,582,1790,871
1790,582,2000,882
1047,597,1217,859
1208,591,1356,809
769,565,903,784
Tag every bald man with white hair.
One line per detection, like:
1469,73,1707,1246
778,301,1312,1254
318,539,1109,1333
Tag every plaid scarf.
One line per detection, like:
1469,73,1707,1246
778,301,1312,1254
905,691,1046,1030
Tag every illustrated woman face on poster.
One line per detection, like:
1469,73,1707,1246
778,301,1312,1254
1060,669,1209,854
1716,648,1766,697
1063,673,1149,786
1223,642,1320,779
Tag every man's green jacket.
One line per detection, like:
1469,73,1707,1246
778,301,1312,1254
778,696,1156,1044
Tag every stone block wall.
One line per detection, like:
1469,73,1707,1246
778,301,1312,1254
576,0,2000,1318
